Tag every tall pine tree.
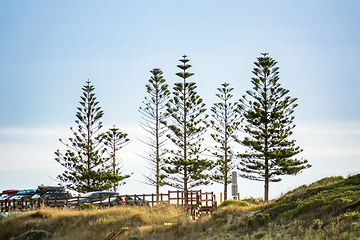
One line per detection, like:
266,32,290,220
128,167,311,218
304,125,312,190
236,53,311,202
163,55,212,200
55,80,114,193
139,68,170,198
101,126,131,192
210,82,241,200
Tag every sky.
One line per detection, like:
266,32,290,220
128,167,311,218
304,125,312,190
0,1,359,201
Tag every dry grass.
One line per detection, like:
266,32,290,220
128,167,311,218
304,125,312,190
2,175,360,239
0,203,189,240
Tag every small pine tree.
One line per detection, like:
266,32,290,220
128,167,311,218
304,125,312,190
139,68,170,198
236,53,311,202
55,80,113,193
163,55,212,200
101,126,132,192
209,82,241,200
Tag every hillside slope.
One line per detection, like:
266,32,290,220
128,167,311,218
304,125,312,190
1,174,360,240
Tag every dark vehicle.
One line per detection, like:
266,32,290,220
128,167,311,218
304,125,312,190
93,196,125,207
69,191,119,205
93,196,149,207
31,186,72,206
124,196,149,206
0,189,20,200
36,186,66,194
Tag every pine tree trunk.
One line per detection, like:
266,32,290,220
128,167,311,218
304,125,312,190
156,92,160,202
264,157,269,203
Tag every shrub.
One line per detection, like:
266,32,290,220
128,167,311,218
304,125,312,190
253,231,267,239
211,217,226,226
220,200,249,207
20,230,51,240
308,176,344,188
248,213,270,228
79,203,98,210
346,200,360,210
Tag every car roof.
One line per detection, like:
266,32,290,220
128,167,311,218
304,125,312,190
83,191,118,195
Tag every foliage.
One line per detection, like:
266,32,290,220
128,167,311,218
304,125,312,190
55,80,116,193
248,213,270,227
220,199,249,207
100,125,132,192
78,203,98,210
20,230,51,240
162,55,211,193
236,53,311,202
209,82,241,200
139,68,170,195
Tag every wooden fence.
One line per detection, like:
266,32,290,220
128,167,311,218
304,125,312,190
0,190,217,217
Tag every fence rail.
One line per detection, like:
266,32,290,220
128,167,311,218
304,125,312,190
0,190,217,215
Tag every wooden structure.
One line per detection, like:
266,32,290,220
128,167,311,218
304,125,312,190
0,190,216,219
102,228,129,240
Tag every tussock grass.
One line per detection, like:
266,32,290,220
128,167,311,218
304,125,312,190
0,203,188,240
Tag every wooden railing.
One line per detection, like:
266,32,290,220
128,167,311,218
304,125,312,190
0,190,216,214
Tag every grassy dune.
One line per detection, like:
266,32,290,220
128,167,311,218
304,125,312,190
1,174,360,240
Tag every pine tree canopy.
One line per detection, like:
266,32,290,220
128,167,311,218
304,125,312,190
209,82,241,200
139,68,170,195
55,80,126,193
236,53,311,202
163,55,211,191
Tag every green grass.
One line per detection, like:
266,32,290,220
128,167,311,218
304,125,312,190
1,174,360,239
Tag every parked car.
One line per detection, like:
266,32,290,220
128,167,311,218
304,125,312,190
92,196,125,207
68,191,119,205
0,189,20,200
32,192,73,205
6,189,37,208
30,186,72,206
9,189,36,200
125,196,149,206
35,186,66,195
93,196,149,207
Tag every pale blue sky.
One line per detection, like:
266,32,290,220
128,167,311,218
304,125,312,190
0,1,359,199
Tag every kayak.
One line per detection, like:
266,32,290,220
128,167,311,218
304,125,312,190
17,189,36,195
2,189,20,195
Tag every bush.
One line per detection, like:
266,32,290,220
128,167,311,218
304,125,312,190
79,203,98,210
248,213,270,228
211,217,226,226
20,230,51,240
220,200,249,207
253,231,267,239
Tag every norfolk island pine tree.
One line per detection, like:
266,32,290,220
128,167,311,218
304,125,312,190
162,55,212,202
55,80,124,193
139,68,170,200
209,82,241,201
236,53,311,203
100,126,132,192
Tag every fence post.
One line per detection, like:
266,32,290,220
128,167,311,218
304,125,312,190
177,190,179,205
